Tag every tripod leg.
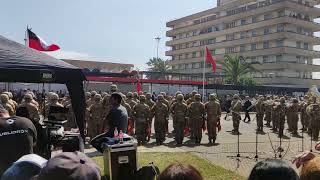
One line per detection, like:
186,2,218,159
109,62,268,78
255,130,258,160
237,130,240,157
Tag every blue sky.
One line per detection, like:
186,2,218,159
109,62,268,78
0,0,216,70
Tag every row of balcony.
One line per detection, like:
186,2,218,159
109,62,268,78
167,0,320,31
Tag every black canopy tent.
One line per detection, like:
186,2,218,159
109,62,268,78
0,35,86,144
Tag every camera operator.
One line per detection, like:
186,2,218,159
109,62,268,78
0,104,37,176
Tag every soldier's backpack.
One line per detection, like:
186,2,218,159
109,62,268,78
135,162,160,180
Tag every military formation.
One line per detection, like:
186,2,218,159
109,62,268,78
2,85,320,147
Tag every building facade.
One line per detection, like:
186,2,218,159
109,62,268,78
166,0,320,87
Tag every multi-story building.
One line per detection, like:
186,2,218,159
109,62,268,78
166,0,320,87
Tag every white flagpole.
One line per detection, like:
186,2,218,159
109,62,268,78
202,46,206,101
24,25,29,46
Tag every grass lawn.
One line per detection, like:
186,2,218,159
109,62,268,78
92,152,245,180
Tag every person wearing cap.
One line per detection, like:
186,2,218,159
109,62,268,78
37,151,101,180
243,96,252,123
17,94,40,123
170,94,188,145
189,94,205,144
0,104,37,176
132,95,151,145
275,97,288,137
230,94,242,134
306,96,320,141
288,98,300,136
151,95,169,145
205,94,221,144
44,93,63,119
255,95,265,133
110,84,118,93
88,94,104,138
101,93,128,136
1,154,47,180
133,92,140,103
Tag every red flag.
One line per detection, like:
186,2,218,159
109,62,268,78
27,29,60,51
205,46,217,73
136,79,142,92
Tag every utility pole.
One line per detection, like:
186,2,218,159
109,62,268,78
155,37,161,59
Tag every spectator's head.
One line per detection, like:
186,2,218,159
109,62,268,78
24,94,33,103
158,163,202,180
300,156,320,180
109,93,122,106
0,104,9,118
37,152,101,180
1,154,47,180
248,159,298,180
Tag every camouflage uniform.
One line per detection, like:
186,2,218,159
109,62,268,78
110,84,118,93
271,98,280,132
288,98,299,135
170,94,188,145
186,91,197,138
307,97,320,141
151,95,169,145
133,92,140,104
133,95,151,145
160,92,170,134
300,96,310,132
255,96,265,132
44,93,64,120
0,94,14,116
275,98,287,137
231,94,242,134
264,96,272,127
205,94,221,144
189,94,205,144
145,93,155,108
126,92,137,135
17,94,40,122
88,94,104,138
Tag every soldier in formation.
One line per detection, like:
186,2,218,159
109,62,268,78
151,95,168,145
255,95,265,132
230,94,242,134
205,94,221,144
170,94,188,145
188,94,205,144
88,94,104,138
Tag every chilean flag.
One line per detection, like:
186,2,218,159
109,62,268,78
27,29,60,51
205,46,217,73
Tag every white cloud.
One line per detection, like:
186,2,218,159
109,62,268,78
45,50,90,60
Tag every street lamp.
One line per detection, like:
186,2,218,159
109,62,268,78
155,37,161,60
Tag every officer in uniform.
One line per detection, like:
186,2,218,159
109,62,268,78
160,92,170,133
86,91,97,108
88,94,104,138
186,90,197,105
132,95,151,145
110,84,118,93
289,98,300,136
126,92,137,135
275,97,287,137
133,92,140,103
230,94,242,134
271,98,280,132
205,93,221,144
300,95,309,132
306,96,320,141
44,93,64,119
17,94,40,122
264,96,272,127
0,94,14,116
255,95,265,132
189,94,205,144
151,95,169,145
170,94,188,145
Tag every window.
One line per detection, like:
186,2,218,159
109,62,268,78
264,27,271,35
276,40,284,47
241,19,246,25
208,27,213,33
172,56,175,60
192,52,197,58
172,65,176,69
251,30,257,37
264,14,272,20
263,41,269,49
186,43,189,48
178,64,183,69
304,43,309,50
276,55,282,62
185,53,190,59
277,24,284,32
296,56,301,63
252,16,257,23
263,56,269,63
240,45,246,52
208,38,216,44
193,31,198,36
210,49,216,55
200,50,205,57
185,64,190,69
226,34,234,41
297,27,303,34
192,41,197,47
225,47,236,53
296,41,301,48
251,43,257,50
240,31,246,39
278,10,285,17
178,54,183,60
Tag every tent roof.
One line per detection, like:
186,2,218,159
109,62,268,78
0,35,85,83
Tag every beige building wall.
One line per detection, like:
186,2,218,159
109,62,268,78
166,0,320,87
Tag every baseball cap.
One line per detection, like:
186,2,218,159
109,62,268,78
37,151,101,180
1,154,47,180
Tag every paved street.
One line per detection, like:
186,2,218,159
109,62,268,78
136,112,315,177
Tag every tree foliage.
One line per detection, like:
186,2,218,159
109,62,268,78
218,54,259,85
146,57,171,79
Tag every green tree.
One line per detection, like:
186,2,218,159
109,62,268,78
146,57,171,79
219,54,259,85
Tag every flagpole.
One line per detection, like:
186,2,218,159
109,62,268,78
202,46,206,102
24,25,29,46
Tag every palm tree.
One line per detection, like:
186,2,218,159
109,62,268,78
218,54,259,85
146,57,171,79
